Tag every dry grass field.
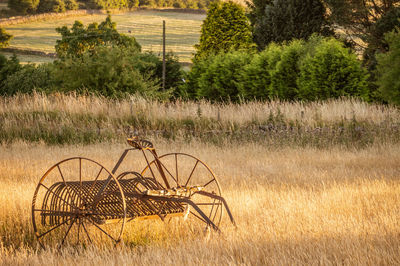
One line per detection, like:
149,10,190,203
4,10,205,63
0,140,399,265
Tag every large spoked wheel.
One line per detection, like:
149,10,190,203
141,153,223,230
32,157,126,248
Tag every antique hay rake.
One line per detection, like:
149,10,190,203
32,137,235,247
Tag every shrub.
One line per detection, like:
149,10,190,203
55,15,140,58
2,63,55,95
128,51,185,95
37,0,66,13
52,46,164,98
297,38,369,101
194,50,253,102
239,43,283,100
85,0,128,9
0,54,21,95
376,29,400,105
194,1,254,60
249,0,333,49
0,28,13,48
270,40,304,100
64,0,78,9
8,0,39,14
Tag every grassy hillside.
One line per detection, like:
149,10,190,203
4,10,205,63
0,93,399,147
0,142,399,264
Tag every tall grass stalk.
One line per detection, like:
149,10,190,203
0,93,398,147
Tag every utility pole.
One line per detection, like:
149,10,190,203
162,20,166,91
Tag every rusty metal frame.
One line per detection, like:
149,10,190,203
31,136,235,247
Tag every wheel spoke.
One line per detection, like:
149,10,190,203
33,157,126,247
61,217,76,245
82,221,92,243
157,160,178,184
88,166,103,193
37,216,74,239
184,160,199,187
86,217,118,242
203,178,216,188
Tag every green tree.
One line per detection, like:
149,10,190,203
85,0,129,9
3,63,54,95
53,46,163,98
0,28,13,48
195,50,253,102
324,0,400,50
55,15,141,58
270,40,305,100
37,0,66,13
0,54,22,95
194,1,254,60
8,0,39,14
376,29,400,105
297,38,369,101
249,0,332,49
239,43,282,100
134,52,185,94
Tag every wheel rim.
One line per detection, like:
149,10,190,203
32,157,126,248
141,153,223,229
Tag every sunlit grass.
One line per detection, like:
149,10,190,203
0,141,399,264
4,10,205,62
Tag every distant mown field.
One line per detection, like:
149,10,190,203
3,10,205,63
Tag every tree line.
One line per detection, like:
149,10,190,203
0,0,399,105
5,0,211,15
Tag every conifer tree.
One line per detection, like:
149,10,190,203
194,1,254,60
249,0,332,49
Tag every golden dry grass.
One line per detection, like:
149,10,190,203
1,140,399,264
1,93,398,127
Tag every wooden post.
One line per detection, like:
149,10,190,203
162,20,166,91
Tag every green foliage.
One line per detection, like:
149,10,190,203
37,0,66,13
186,36,368,102
363,6,400,73
270,40,305,100
376,29,400,105
249,0,332,49
194,1,254,61
8,0,39,14
85,0,129,9
193,50,253,102
55,15,141,58
0,54,21,95
239,43,282,100
133,52,185,94
52,46,165,98
64,0,78,9
0,28,13,49
297,38,369,101
325,0,400,64
2,63,54,95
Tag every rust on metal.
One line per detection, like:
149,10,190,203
31,136,235,247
